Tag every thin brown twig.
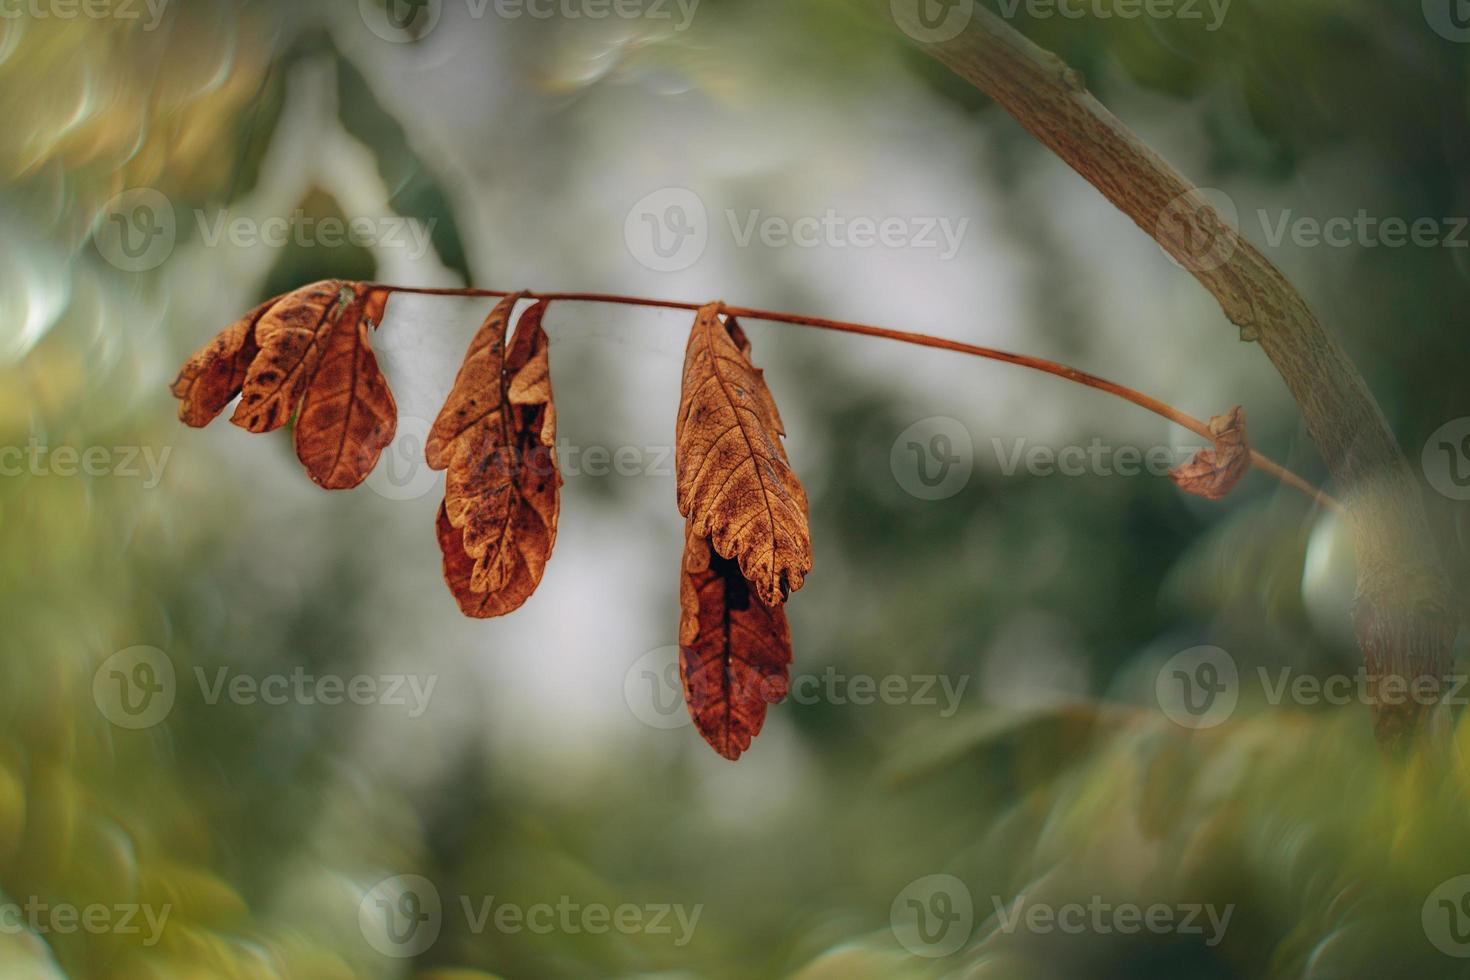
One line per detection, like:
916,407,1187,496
367,282,1340,512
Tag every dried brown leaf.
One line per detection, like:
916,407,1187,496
675,302,812,607
425,292,520,470
430,297,561,617
1171,405,1251,500
679,525,792,760
230,280,350,433
293,287,397,489
170,298,268,427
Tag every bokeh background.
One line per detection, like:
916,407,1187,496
3,0,1470,977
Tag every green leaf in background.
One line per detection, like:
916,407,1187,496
259,187,378,300
336,51,471,284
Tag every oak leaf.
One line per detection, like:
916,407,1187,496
679,525,792,760
429,296,561,617
171,280,399,490
1171,405,1250,500
675,302,812,607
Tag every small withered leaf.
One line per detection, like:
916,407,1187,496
430,297,561,617
1171,405,1251,500
675,302,812,607
293,287,397,489
171,298,269,428
230,280,348,434
425,292,522,471
171,279,400,490
679,525,792,761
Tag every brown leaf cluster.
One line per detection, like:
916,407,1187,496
1171,406,1251,501
675,303,813,759
175,286,818,760
171,280,397,490
174,280,1330,762
173,284,567,619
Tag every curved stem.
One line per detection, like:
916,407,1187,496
368,283,1340,512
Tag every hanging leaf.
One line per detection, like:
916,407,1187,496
171,279,399,489
425,293,518,469
293,286,397,489
171,298,269,427
230,280,355,434
679,525,792,760
429,296,561,617
1171,406,1251,501
675,302,812,607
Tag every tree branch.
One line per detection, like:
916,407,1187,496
377,282,1336,509
886,1,1455,743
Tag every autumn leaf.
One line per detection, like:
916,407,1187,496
429,296,561,617
425,292,519,469
171,298,268,427
171,279,399,490
1171,406,1251,500
679,525,792,760
293,286,397,489
230,280,350,433
675,302,812,607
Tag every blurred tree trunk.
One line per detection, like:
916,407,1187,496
886,0,1456,745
